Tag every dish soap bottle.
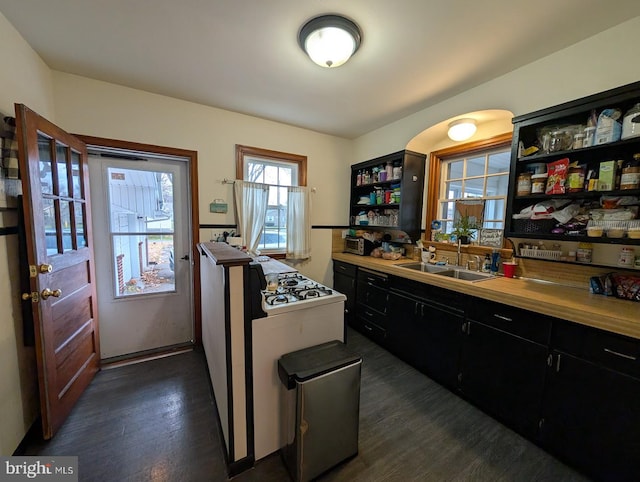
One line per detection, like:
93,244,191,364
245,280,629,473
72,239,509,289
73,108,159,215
490,249,500,275
482,254,491,273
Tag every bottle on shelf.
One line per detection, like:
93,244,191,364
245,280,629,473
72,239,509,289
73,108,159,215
356,170,362,186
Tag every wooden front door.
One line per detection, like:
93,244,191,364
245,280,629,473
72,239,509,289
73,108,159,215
16,104,100,439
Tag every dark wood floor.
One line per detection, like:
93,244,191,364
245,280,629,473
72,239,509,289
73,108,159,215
18,328,589,481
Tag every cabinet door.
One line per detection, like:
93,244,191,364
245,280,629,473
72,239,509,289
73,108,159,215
387,291,421,365
333,270,355,326
541,351,640,480
460,321,548,437
421,301,464,389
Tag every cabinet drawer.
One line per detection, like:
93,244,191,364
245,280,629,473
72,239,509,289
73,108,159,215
333,260,356,278
583,330,640,379
355,316,387,344
467,298,552,345
552,321,640,379
357,267,389,289
357,305,388,329
390,276,465,314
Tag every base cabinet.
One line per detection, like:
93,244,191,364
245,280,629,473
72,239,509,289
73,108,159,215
334,259,640,481
354,268,390,346
459,320,548,438
387,279,464,389
540,320,640,481
333,261,356,327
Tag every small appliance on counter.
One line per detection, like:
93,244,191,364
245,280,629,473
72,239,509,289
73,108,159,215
344,236,376,256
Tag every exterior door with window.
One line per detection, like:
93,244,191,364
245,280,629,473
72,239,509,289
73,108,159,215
88,153,194,359
16,104,100,439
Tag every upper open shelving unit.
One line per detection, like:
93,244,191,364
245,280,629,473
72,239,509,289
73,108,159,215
505,81,640,249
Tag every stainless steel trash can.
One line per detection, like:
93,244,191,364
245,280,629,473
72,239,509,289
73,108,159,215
278,340,362,482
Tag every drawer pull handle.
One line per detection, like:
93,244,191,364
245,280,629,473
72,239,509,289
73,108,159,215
364,325,373,332
603,348,637,361
493,314,513,322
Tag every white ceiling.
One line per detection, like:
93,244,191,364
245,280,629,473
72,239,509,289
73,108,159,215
1,1,639,139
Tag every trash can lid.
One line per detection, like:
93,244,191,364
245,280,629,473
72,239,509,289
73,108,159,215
278,340,362,390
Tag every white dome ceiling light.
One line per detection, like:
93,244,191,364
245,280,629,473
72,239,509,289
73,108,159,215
298,15,362,68
448,118,477,141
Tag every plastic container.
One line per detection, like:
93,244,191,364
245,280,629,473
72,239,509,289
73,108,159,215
567,165,586,192
576,242,593,263
517,172,532,196
618,247,635,267
531,173,548,194
621,103,640,140
620,156,640,190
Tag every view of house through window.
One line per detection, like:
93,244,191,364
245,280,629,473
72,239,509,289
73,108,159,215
439,146,511,235
108,167,176,296
236,145,307,253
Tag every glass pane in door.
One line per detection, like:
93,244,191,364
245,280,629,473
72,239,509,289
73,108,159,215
56,142,69,197
42,197,57,255
107,167,176,297
71,150,82,198
38,134,53,195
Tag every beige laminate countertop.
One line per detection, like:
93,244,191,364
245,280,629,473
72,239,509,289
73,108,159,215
333,252,640,340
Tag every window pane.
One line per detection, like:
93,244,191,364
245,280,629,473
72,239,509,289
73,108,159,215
264,165,278,185
38,134,53,195
447,161,463,180
56,142,69,197
440,201,454,220
247,161,265,183
43,198,57,256
108,168,174,234
60,201,73,252
279,166,293,186
488,151,511,174
486,174,509,196
71,150,82,199
445,181,462,199
113,234,175,297
484,199,505,222
466,156,485,177
463,178,484,197
75,201,87,248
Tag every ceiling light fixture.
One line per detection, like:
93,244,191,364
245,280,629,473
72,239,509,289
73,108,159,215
447,118,477,141
298,15,362,68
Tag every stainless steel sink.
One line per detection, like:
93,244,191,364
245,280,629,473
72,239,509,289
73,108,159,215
433,269,495,282
395,262,451,273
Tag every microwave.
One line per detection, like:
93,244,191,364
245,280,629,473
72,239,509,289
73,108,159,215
344,236,375,256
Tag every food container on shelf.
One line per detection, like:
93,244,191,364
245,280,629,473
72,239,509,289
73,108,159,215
531,173,548,194
621,103,640,140
587,226,604,237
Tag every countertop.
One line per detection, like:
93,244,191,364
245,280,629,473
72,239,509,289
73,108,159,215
333,252,640,340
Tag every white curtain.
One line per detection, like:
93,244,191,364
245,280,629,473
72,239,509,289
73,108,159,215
286,186,310,260
234,180,269,256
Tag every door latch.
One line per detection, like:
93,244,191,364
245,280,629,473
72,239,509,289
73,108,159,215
22,291,40,303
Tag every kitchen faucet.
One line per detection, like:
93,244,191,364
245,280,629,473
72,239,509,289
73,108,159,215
456,238,462,267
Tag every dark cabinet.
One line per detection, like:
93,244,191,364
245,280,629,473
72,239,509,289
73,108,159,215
541,322,640,480
349,150,426,244
506,81,640,252
459,298,551,437
387,277,464,389
333,261,356,327
354,267,389,345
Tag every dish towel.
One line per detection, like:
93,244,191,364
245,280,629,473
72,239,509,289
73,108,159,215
1,116,19,179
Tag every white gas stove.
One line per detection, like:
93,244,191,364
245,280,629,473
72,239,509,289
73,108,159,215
260,272,346,315
252,270,346,460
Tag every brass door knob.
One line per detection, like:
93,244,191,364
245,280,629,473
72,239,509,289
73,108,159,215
41,288,62,300
39,264,53,273
22,291,39,302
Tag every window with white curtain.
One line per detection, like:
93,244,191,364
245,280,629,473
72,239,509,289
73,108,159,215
235,145,307,255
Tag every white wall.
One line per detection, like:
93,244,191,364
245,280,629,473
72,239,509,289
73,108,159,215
354,16,640,162
0,11,55,456
51,73,353,285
